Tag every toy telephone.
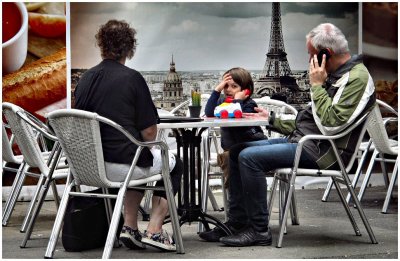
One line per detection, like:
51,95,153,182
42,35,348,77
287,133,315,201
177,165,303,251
214,89,250,118
224,89,250,103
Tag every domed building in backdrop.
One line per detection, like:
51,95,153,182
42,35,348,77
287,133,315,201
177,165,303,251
153,55,186,111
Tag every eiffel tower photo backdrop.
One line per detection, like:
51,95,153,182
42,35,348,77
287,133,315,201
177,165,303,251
70,3,370,110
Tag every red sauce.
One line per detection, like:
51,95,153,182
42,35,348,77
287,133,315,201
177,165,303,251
2,3,22,43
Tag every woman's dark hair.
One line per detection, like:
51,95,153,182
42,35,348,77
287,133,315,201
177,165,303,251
95,19,137,60
223,67,254,95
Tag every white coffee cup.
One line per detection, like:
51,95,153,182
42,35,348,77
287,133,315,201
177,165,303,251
2,2,28,75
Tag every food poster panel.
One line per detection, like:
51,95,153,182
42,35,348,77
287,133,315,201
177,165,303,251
2,2,67,122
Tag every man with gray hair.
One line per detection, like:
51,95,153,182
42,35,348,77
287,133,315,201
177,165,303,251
199,23,376,247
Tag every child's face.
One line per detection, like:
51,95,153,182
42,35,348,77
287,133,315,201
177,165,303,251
223,79,242,98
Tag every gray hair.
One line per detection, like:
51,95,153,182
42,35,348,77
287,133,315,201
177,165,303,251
306,23,349,54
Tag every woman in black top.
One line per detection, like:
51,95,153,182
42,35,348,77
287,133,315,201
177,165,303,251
74,20,181,251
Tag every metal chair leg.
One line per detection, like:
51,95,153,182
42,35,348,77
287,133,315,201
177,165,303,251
382,158,398,213
321,178,334,202
345,176,378,244
102,188,120,248
21,144,63,247
379,154,390,188
323,141,372,203
51,180,61,209
278,179,288,235
357,150,379,203
332,178,361,236
163,170,185,254
2,162,27,226
199,130,211,233
268,175,278,218
290,189,299,225
20,175,45,232
44,182,73,258
102,187,126,259
208,186,220,211
276,174,296,248
346,143,371,203
21,176,52,247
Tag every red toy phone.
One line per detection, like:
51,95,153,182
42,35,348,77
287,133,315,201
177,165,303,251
225,89,250,103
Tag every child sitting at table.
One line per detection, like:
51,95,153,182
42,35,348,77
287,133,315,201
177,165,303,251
204,67,267,188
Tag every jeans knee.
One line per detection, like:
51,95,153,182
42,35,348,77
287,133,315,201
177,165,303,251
238,151,253,168
238,150,266,176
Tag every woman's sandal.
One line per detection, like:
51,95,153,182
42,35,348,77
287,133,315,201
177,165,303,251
141,229,176,251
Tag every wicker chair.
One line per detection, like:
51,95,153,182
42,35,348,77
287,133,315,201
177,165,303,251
2,102,69,247
269,109,377,247
321,100,398,211
358,102,398,213
45,109,184,259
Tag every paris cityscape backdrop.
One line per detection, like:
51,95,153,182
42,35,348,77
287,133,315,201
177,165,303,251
71,2,359,110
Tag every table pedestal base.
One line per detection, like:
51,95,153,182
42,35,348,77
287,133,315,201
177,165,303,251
165,206,231,235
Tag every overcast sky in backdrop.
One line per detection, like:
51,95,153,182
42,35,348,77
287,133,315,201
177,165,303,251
70,2,359,71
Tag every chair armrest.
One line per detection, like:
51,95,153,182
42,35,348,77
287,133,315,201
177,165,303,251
97,115,169,151
16,110,58,141
377,99,398,116
291,112,371,172
170,100,190,115
383,117,398,127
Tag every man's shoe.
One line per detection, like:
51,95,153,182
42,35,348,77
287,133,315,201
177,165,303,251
198,221,245,242
219,226,272,247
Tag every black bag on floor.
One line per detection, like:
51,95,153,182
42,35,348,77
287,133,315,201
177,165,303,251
61,188,124,252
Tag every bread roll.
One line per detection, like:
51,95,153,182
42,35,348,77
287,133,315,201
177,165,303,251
2,47,66,113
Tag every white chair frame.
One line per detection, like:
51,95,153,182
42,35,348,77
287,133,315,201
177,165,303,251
359,102,398,213
45,109,184,259
2,102,69,248
321,100,398,212
269,110,378,247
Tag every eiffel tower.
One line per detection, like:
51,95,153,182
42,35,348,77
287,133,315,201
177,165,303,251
256,2,298,97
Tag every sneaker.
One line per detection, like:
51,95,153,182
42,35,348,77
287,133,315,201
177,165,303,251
119,226,146,250
198,221,246,242
141,229,176,251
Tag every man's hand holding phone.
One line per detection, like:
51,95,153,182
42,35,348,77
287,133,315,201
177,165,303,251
309,54,328,87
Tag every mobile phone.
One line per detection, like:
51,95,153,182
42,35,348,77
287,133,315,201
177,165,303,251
317,49,331,66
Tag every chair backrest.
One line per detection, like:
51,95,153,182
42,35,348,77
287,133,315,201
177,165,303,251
343,111,373,173
2,124,22,164
48,109,156,188
367,102,398,155
2,103,49,174
254,96,298,119
47,109,118,187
